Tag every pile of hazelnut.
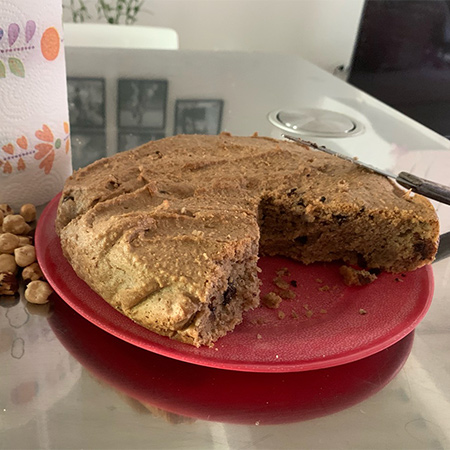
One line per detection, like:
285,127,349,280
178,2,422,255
0,203,53,304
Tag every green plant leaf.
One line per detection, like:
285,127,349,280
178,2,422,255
0,61,6,78
8,58,25,78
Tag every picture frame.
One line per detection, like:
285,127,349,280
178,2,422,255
117,131,165,152
174,99,224,135
118,79,168,130
67,77,106,129
70,131,107,170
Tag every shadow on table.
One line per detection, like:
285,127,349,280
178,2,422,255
48,296,414,426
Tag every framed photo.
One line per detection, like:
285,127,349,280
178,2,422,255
174,99,223,135
67,77,106,129
71,131,107,170
118,131,165,152
118,79,168,130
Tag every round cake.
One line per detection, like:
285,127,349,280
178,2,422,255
56,133,439,346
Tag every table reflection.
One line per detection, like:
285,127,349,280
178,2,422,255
49,295,414,425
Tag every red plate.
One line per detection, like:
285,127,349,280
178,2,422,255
36,193,434,373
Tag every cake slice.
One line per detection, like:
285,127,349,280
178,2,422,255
59,186,260,346
259,173,438,273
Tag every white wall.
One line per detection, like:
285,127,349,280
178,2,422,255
62,0,365,73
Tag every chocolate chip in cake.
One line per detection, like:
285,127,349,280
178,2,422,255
414,239,435,260
222,281,236,306
333,214,348,225
319,196,326,203
62,195,74,203
294,235,308,245
287,188,297,197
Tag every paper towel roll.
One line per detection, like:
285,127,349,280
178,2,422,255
0,0,72,210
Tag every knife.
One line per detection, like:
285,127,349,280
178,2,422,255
434,231,450,263
283,134,450,206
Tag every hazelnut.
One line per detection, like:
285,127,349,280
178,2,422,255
0,204,13,216
20,204,36,223
0,254,18,274
0,272,19,295
14,245,36,267
0,233,20,254
25,280,53,304
22,262,44,282
3,215,30,235
18,236,32,247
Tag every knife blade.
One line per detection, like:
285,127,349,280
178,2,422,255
283,134,450,206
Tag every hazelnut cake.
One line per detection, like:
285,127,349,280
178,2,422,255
56,134,439,346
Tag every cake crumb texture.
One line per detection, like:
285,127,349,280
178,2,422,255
339,265,378,286
261,292,283,309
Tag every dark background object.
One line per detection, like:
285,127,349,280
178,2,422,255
348,0,450,138
118,79,168,130
67,77,106,168
174,99,223,135
67,77,106,129
71,131,106,170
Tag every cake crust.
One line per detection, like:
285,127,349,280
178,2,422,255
56,134,439,346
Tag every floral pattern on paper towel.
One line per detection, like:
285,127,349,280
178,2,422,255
0,122,70,175
0,20,61,78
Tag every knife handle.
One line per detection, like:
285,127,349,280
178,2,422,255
434,231,450,263
397,172,450,206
